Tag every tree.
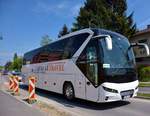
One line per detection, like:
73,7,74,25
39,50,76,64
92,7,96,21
13,53,18,61
5,53,23,71
40,35,52,46
13,57,23,71
4,61,12,71
12,56,23,71
0,66,4,70
72,0,136,38
58,24,70,38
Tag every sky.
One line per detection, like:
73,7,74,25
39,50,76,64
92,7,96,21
0,0,150,66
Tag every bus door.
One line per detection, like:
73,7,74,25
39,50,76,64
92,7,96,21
77,39,99,102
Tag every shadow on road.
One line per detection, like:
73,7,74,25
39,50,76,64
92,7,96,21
20,85,130,110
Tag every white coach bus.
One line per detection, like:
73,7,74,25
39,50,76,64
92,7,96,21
22,28,149,102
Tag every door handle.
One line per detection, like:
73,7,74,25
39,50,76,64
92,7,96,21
87,81,91,86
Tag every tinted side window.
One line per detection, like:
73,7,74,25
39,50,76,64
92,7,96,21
33,52,49,63
64,33,90,58
48,38,68,61
23,33,90,64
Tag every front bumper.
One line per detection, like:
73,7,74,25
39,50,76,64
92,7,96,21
98,80,139,102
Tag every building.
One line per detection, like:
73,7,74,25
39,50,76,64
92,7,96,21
130,25,150,66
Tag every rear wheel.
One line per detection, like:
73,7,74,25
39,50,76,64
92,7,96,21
63,83,74,100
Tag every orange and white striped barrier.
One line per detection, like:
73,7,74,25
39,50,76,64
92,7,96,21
28,76,37,103
8,75,14,91
12,76,20,95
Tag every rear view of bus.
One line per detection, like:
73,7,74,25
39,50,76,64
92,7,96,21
22,28,149,103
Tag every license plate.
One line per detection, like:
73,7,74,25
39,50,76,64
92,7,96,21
121,91,132,96
122,95,130,99
120,90,134,99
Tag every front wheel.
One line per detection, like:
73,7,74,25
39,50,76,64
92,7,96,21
63,83,74,100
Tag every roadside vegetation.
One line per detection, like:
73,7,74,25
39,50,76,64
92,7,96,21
139,82,150,87
4,53,23,72
0,66,4,70
138,66,150,82
137,93,150,99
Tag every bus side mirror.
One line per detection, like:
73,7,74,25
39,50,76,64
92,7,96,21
131,43,150,56
105,35,112,50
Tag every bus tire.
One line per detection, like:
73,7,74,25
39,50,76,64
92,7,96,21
63,83,74,100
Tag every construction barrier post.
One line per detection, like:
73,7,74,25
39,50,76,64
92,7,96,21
27,75,37,104
7,75,14,92
12,76,20,96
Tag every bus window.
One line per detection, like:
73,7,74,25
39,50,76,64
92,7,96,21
32,52,49,63
77,40,99,86
86,46,98,86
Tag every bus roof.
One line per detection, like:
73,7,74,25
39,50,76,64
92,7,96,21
91,28,126,39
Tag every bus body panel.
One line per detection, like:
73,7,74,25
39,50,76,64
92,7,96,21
85,78,99,102
22,59,101,101
74,74,86,99
22,60,87,99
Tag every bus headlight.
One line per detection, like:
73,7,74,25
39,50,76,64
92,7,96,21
102,86,118,93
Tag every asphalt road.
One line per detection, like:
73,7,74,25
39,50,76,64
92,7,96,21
18,84,150,116
1,75,150,116
0,90,46,116
30,87,150,116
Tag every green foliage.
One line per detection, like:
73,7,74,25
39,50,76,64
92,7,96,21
139,66,150,82
4,53,23,71
12,57,23,71
137,93,150,99
58,24,70,38
40,35,52,46
0,66,4,70
13,53,18,61
139,82,150,87
72,0,136,38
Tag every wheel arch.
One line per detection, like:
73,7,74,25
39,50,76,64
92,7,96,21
62,81,75,97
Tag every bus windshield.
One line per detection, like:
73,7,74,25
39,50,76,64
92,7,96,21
99,34,136,76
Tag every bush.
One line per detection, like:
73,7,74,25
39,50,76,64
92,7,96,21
139,66,150,82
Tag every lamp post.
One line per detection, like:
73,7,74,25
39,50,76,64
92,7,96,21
0,35,3,74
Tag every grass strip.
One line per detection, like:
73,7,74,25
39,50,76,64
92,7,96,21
137,93,150,99
139,82,150,87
